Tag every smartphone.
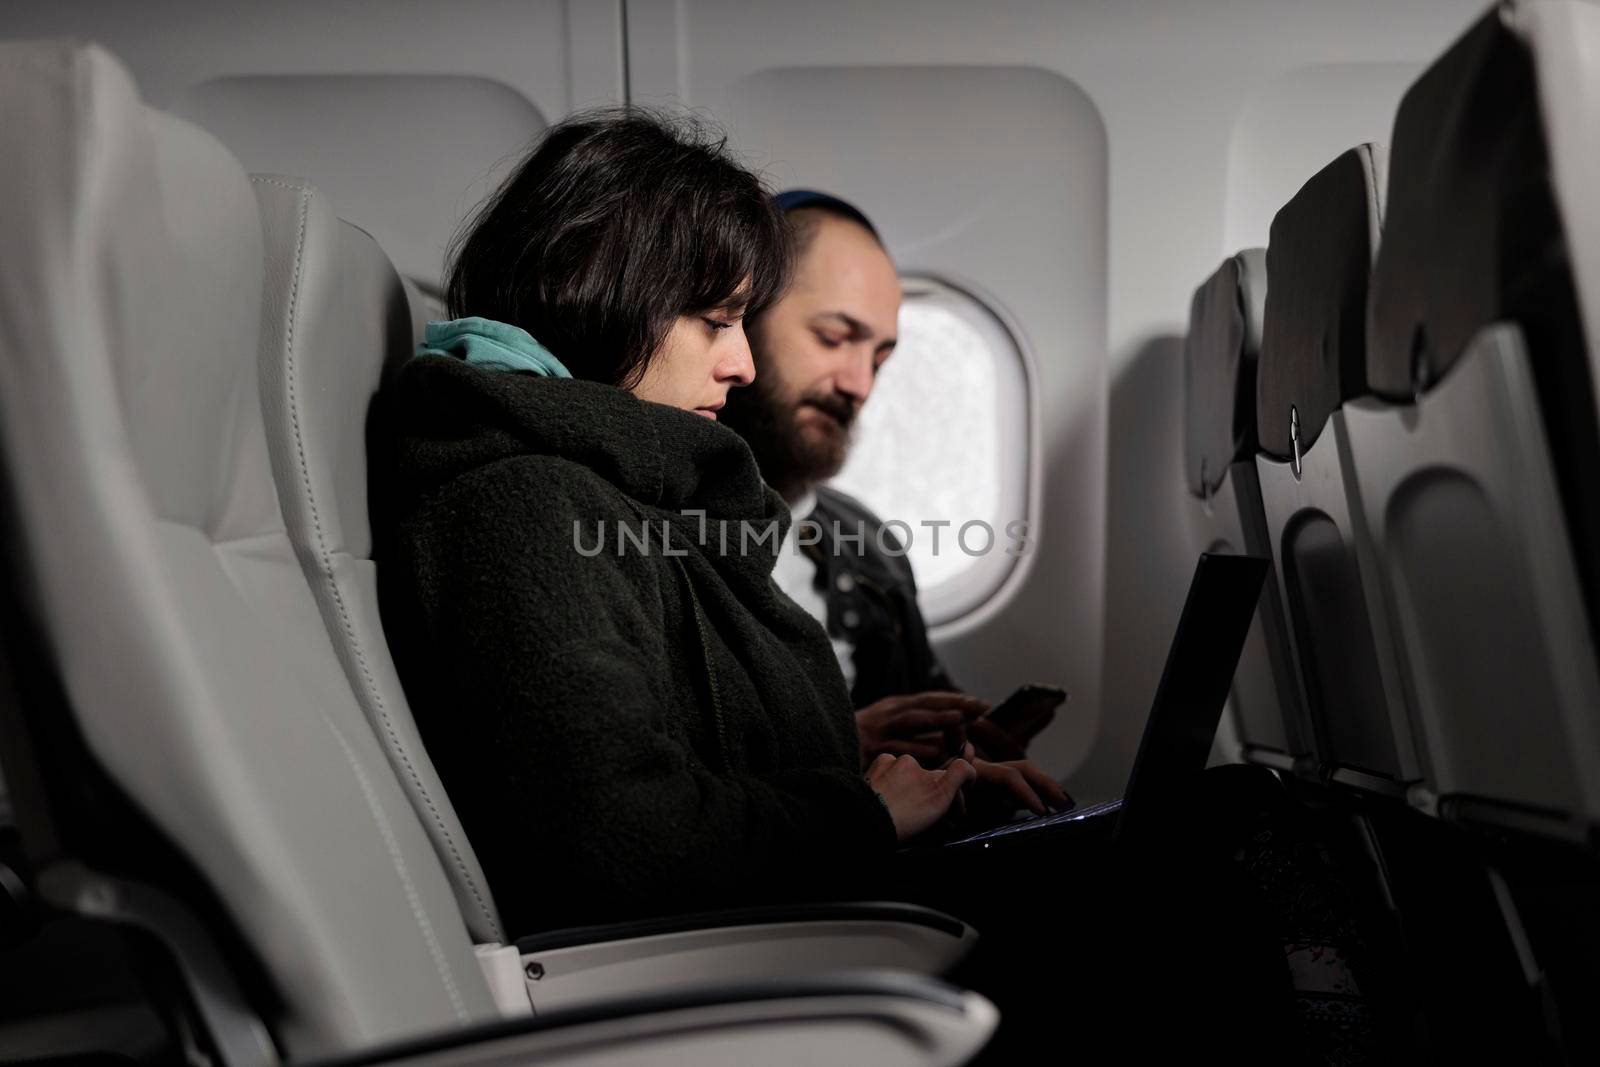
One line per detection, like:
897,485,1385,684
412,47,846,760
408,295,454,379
986,683,1068,736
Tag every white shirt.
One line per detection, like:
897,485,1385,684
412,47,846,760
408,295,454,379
773,491,858,692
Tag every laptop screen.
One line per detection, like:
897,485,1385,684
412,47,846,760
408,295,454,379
1115,553,1269,837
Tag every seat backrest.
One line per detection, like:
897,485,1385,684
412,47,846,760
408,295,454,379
1182,250,1308,766
252,173,505,944
1254,143,1423,793
1351,1,1600,829
0,42,496,1056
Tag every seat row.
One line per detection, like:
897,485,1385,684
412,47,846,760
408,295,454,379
1184,0,1600,842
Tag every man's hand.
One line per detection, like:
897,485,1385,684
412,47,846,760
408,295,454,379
967,718,1028,762
855,692,990,767
968,691,1060,762
866,753,978,841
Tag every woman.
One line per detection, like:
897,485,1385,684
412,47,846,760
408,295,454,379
373,110,988,938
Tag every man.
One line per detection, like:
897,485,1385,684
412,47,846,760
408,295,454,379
722,190,1058,778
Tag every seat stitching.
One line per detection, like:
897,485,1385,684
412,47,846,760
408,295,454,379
326,549,503,940
324,715,469,1022
252,177,471,1018
250,176,501,942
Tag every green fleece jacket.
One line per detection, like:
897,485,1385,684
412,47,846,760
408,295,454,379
372,355,897,937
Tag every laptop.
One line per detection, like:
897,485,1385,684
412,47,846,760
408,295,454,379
941,551,1269,849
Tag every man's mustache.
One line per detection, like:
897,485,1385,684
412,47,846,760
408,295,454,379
801,393,858,429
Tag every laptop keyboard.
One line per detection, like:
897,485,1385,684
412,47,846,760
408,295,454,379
944,797,1124,846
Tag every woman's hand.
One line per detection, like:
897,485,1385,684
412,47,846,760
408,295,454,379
866,753,977,841
855,692,990,767
967,753,1072,817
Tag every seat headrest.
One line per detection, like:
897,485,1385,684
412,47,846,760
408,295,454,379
1369,1,1597,400
1182,249,1267,497
1254,141,1382,460
254,176,418,556
1256,143,1386,460
0,42,273,541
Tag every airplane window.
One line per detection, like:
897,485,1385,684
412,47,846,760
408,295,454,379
829,277,1030,626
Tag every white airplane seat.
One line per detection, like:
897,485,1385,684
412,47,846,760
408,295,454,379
1351,0,1600,834
0,38,501,1058
1181,250,1311,771
0,38,995,1065
1254,143,1425,796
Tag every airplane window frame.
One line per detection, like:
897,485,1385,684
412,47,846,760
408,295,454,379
827,274,1034,628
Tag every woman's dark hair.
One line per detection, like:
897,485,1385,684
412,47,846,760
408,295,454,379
444,108,791,387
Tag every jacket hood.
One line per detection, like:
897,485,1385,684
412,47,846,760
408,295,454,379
377,354,786,528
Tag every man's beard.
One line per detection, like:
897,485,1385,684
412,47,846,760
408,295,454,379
721,372,858,501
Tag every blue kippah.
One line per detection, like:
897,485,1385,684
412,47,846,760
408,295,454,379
773,189,879,239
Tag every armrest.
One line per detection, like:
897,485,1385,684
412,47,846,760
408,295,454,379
515,901,970,952
312,970,998,1067
511,902,980,1013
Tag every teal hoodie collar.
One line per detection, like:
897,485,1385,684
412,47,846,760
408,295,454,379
416,316,572,379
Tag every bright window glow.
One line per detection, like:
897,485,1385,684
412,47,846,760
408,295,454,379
829,278,1030,624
